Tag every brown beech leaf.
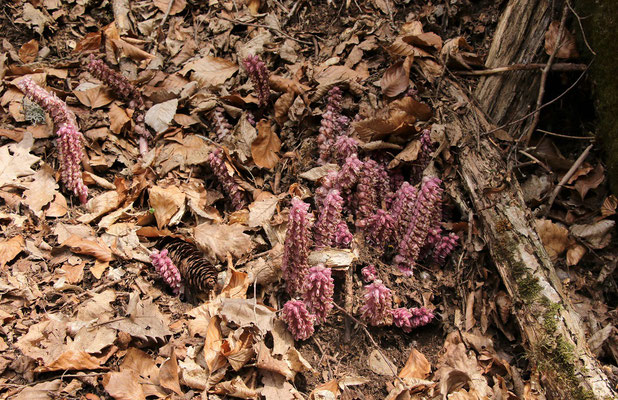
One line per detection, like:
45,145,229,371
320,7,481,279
601,195,617,218
274,92,294,125
213,376,259,398
159,353,183,396
566,243,586,266
108,103,130,134
247,0,261,15
252,120,281,169
73,82,114,109
75,31,102,53
353,97,431,141
402,31,443,52
19,39,39,63
399,347,431,381
35,350,105,373
23,164,58,218
110,39,154,63
0,235,25,269
194,223,255,262
574,164,604,200
535,219,568,261
570,220,615,250
440,37,484,70
149,185,185,229
180,56,239,87
153,0,186,15
103,370,146,400
544,21,579,59
380,57,412,97
268,75,310,95
61,235,113,262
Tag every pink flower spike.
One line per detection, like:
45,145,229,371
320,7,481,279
333,221,353,248
333,135,358,164
17,77,88,204
282,198,313,295
243,55,271,108
392,306,434,332
360,280,392,326
208,148,247,210
314,189,345,249
361,265,377,283
363,209,395,249
433,232,459,264
302,264,334,323
150,249,183,295
212,107,232,141
282,300,315,340
317,87,345,163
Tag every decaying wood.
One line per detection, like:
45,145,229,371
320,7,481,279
474,0,551,137
427,1,617,397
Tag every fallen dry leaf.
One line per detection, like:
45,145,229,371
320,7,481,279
544,21,579,59
22,163,58,218
0,132,40,187
60,235,113,262
0,235,25,269
566,243,586,266
181,56,239,87
574,163,604,200
248,194,279,228
252,120,281,169
35,350,105,373
19,39,39,63
159,353,183,396
73,82,114,109
103,370,146,400
149,185,186,229
399,347,431,381
535,219,569,261
145,99,178,133
570,220,615,250
153,0,186,15
380,57,412,97
194,223,254,261
108,103,131,133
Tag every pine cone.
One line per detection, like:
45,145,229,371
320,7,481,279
157,237,221,302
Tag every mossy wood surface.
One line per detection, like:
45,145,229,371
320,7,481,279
425,0,617,395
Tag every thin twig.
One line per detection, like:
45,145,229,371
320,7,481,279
518,150,551,172
566,0,596,55
218,16,312,45
332,303,408,389
536,128,595,141
522,5,569,146
541,144,593,216
160,0,175,29
455,63,587,76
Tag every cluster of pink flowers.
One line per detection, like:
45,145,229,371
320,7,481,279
392,307,434,332
282,300,315,340
313,189,349,249
302,264,334,323
360,280,392,326
281,198,313,295
150,249,183,295
363,209,395,249
87,56,149,154
317,87,348,163
243,55,270,108
333,135,358,164
361,265,377,283
208,148,247,210
17,77,88,204
212,107,232,141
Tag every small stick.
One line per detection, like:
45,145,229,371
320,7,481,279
522,5,569,146
160,0,175,29
518,150,551,172
455,63,587,76
542,144,593,216
536,128,595,141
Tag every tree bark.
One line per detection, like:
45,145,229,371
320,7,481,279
426,0,617,398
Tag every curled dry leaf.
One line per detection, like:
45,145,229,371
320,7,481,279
60,235,113,262
570,220,615,250
149,185,186,229
153,0,186,15
398,347,431,381
440,37,484,70
19,39,39,63
0,235,25,269
566,243,586,266
251,120,281,169
268,75,310,95
274,92,295,125
73,82,114,109
574,163,604,200
544,21,579,59
353,97,431,141
145,99,178,133
159,353,183,396
601,195,617,218
108,103,130,133
103,370,147,400
180,56,239,88
535,219,569,261
380,57,412,97
35,350,105,373
194,223,255,261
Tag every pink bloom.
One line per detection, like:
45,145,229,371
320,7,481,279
318,87,346,163
360,280,392,326
333,221,353,248
361,265,377,283
282,300,315,340
212,107,232,141
333,135,358,164
433,232,459,264
314,189,345,249
282,198,313,295
302,264,334,323
17,77,88,204
243,55,270,108
395,177,443,275
363,209,395,248
208,148,247,210
150,249,183,295
392,307,434,332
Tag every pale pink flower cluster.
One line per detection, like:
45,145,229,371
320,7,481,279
432,232,459,264
282,300,315,340
363,209,395,249
361,265,377,283
318,87,348,163
243,55,270,107
150,249,183,295
360,280,392,326
313,189,348,249
281,198,313,295
302,264,334,323
208,148,247,210
212,107,232,141
87,56,149,154
333,135,358,164
17,77,88,204
392,307,434,332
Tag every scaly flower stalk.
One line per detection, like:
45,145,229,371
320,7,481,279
302,264,334,323
314,189,345,249
333,135,358,164
317,87,346,163
212,107,232,141
363,209,395,248
243,55,271,108
17,77,88,204
282,198,313,295
394,177,443,275
389,182,418,238
360,280,392,326
392,307,434,332
87,56,149,154
208,148,247,210
333,221,353,248
282,300,315,340
361,265,377,283
355,159,381,223
150,249,183,295
433,232,459,264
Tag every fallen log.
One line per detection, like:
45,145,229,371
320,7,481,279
429,0,617,398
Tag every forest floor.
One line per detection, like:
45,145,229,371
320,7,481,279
0,0,616,399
